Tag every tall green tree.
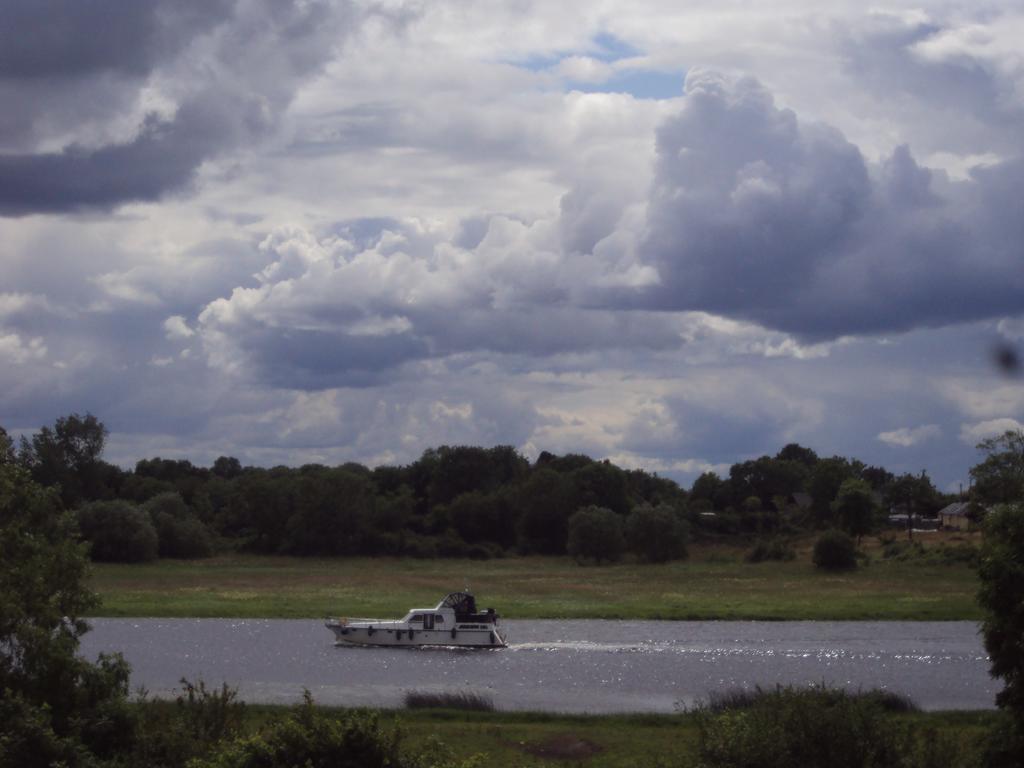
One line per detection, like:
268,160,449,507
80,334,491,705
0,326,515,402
511,468,578,554
832,478,877,544
567,505,625,564
971,429,1024,506
886,472,939,541
0,425,15,464
19,413,114,508
977,503,1024,766
808,457,855,527
0,463,134,765
625,503,688,562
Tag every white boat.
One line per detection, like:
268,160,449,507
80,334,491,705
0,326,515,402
325,592,507,648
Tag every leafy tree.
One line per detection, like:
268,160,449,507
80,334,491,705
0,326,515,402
741,495,766,534
978,504,1024,715
730,456,807,507
448,491,514,547
143,492,214,559
572,460,631,515
0,463,135,765
535,451,595,473
426,445,529,507
832,478,877,544
860,464,894,491
625,503,689,562
886,472,939,541
0,424,15,464
511,468,578,554
977,503,1024,767
808,458,855,527
567,505,625,564
212,456,243,479
776,442,819,467
78,499,160,562
19,412,113,507
279,467,376,556
812,530,857,571
971,429,1024,506
625,468,687,509
690,472,724,507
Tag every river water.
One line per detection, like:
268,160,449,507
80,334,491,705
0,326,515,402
79,619,996,713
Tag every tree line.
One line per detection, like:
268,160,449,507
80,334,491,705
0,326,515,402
3,413,1022,564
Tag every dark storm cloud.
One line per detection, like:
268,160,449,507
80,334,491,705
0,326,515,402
244,327,432,389
636,70,1024,340
0,0,351,215
0,114,210,214
0,0,233,79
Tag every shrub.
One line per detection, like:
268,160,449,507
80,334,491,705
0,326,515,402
77,499,159,562
190,692,402,768
132,679,245,767
880,539,979,567
625,503,689,562
745,538,796,563
567,505,625,564
812,530,857,571
694,685,967,768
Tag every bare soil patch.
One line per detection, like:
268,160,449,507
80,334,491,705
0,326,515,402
522,733,603,760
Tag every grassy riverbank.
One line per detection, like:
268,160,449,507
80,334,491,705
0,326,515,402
89,534,981,621
396,708,994,767
140,701,995,768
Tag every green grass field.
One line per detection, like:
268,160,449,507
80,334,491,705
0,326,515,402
89,535,982,621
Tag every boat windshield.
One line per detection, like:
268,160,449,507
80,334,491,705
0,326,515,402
437,592,477,614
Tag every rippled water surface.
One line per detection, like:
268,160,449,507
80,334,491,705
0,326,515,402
80,619,995,712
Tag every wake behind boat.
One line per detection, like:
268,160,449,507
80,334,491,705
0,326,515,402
325,591,507,648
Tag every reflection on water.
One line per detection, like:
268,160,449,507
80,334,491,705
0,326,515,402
79,619,995,713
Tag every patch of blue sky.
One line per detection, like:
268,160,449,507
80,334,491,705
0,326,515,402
589,31,641,62
567,69,685,100
510,31,640,71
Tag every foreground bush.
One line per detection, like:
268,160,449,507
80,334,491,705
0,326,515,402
77,499,159,562
694,685,972,768
190,693,398,768
132,678,245,767
812,530,857,571
188,692,486,768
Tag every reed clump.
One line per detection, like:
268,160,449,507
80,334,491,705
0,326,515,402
403,690,495,711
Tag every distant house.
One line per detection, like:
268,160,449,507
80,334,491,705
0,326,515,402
790,492,813,510
938,501,971,531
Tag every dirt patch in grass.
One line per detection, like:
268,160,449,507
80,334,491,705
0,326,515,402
522,733,603,760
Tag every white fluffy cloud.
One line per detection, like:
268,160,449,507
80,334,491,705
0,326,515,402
878,424,942,447
960,418,1024,445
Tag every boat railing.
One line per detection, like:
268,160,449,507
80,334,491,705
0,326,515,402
325,617,378,626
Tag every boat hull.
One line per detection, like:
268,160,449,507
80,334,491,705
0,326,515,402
326,621,506,648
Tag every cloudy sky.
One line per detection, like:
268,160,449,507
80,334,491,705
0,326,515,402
2,0,1023,490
